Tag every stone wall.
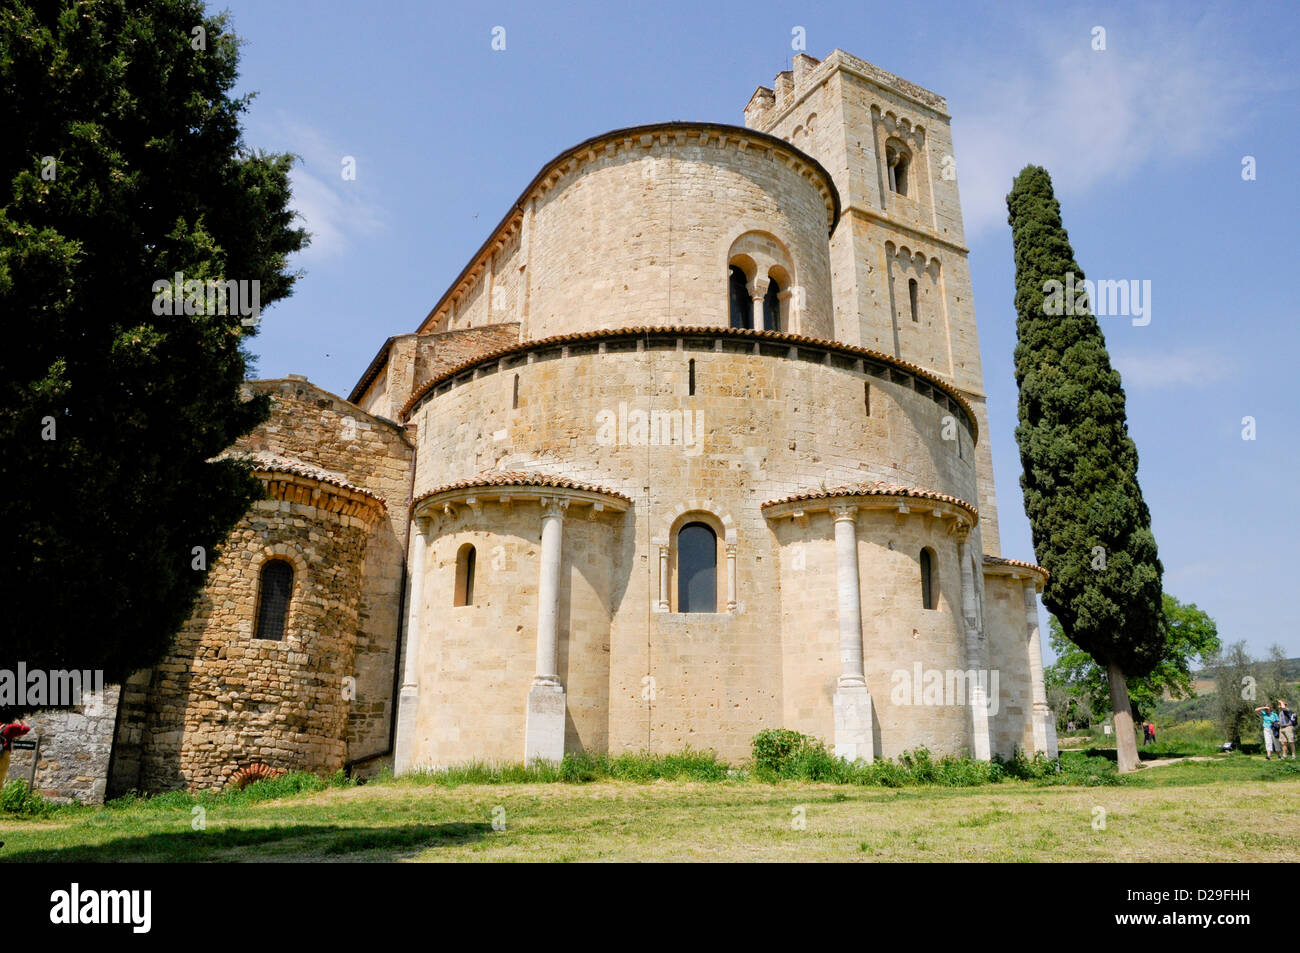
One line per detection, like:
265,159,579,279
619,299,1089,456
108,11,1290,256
6,686,120,803
134,487,381,791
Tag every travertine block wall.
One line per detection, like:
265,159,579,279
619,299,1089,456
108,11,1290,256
984,574,1036,756
771,511,978,758
407,336,981,761
410,506,620,764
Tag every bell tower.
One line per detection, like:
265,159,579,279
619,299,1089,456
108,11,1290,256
745,49,1002,554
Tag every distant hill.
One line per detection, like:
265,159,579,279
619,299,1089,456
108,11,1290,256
1156,657,1300,724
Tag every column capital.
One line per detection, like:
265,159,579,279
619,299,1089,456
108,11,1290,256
539,496,570,520
829,503,858,523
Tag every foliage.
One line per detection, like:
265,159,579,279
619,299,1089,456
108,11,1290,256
1004,166,1164,683
1210,641,1260,745
0,0,307,717
1046,593,1221,725
0,779,59,817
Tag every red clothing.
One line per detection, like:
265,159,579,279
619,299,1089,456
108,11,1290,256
0,723,31,750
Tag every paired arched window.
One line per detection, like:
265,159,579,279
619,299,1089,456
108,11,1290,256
454,543,476,607
887,143,911,196
677,522,717,613
920,548,937,610
254,559,294,640
728,266,752,329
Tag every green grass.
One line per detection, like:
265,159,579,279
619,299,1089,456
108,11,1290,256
3,748,1298,862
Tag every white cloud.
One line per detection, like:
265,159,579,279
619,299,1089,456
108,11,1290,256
950,10,1263,238
1110,346,1237,390
277,121,384,260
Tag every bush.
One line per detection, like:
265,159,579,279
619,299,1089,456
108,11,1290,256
0,780,56,817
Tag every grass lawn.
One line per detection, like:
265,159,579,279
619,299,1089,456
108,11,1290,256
3,752,1297,862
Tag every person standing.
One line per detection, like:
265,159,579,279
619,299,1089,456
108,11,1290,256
1276,701,1296,761
0,722,31,787
1255,704,1280,760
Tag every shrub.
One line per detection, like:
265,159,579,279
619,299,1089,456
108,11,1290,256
0,780,56,817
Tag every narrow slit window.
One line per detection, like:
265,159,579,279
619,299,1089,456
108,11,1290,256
864,381,871,416
254,560,293,641
512,373,520,409
454,543,476,607
688,358,696,396
908,278,919,322
920,548,936,610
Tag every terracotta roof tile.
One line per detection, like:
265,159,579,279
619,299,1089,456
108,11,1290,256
216,450,384,504
414,470,632,506
762,481,977,517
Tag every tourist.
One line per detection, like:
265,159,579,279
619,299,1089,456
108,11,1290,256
1149,722,1157,745
1276,701,1296,761
0,721,31,788
1255,704,1280,760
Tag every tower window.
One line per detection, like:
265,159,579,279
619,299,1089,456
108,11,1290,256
512,373,520,409
887,144,911,197
920,548,937,610
763,278,781,332
908,278,919,322
728,266,752,330
454,543,476,607
864,382,871,415
254,560,293,640
688,358,696,396
676,522,717,613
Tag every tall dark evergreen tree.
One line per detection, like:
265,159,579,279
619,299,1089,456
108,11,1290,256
1005,165,1164,772
0,0,307,719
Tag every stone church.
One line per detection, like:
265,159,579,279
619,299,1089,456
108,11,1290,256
19,49,1057,801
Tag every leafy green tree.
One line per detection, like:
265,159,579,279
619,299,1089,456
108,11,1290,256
1005,166,1164,772
0,0,306,720
1209,642,1256,746
1045,594,1220,723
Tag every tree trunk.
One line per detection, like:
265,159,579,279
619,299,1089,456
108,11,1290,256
1108,661,1141,773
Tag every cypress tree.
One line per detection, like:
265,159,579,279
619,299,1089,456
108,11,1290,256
1005,165,1164,772
0,0,306,720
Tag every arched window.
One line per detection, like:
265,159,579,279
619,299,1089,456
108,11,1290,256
920,548,937,610
728,266,752,329
254,559,293,640
763,278,781,332
887,144,910,196
454,543,476,607
677,522,717,613
908,278,919,322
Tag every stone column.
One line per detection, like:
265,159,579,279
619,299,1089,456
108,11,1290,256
830,505,873,762
657,543,669,612
526,497,568,762
725,543,738,612
751,292,764,332
1023,581,1058,759
394,517,428,773
957,528,991,761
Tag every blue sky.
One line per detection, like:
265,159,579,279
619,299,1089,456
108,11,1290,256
221,0,1299,663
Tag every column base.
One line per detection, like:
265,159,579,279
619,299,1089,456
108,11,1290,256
393,686,419,774
1032,703,1058,760
525,681,566,763
833,686,874,763
969,687,992,761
